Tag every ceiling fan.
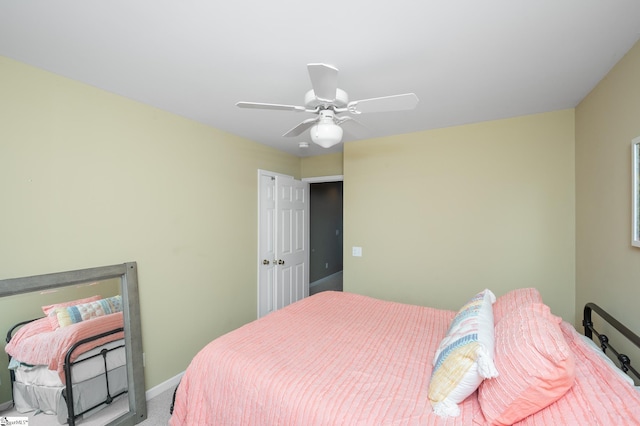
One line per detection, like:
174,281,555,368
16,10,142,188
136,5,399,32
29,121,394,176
236,63,419,148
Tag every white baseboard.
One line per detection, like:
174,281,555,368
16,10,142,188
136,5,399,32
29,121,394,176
146,371,184,401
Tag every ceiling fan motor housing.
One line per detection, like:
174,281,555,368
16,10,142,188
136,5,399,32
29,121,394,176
304,88,349,109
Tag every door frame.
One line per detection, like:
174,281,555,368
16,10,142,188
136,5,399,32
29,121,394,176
302,175,344,184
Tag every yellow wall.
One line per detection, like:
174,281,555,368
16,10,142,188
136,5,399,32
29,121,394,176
343,110,576,321
0,56,299,392
300,152,344,178
575,40,640,343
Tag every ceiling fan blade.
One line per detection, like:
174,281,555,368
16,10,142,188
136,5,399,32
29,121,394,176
307,63,338,102
336,116,368,139
283,117,318,137
236,101,306,112
348,93,419,114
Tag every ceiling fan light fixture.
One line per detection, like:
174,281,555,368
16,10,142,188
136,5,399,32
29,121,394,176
310,122,343,148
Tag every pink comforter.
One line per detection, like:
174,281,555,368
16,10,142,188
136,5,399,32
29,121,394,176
5,312,124,382
170,292,640,425
171,292,482,425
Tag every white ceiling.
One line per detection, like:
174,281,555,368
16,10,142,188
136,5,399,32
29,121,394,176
1,1,639,157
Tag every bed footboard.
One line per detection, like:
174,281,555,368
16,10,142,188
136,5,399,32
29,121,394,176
6,320,126,426
5,318,40,402
583,302,640,382
63,327,126,426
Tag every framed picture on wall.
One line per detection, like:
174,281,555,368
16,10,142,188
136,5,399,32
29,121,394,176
633,136,640,248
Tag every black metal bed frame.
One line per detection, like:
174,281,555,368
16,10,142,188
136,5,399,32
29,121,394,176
6,318,127,426
583,302,640,382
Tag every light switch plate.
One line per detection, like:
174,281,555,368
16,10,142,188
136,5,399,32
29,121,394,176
352,246,362,257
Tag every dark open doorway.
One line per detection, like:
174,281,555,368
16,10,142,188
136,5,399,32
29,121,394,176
309,181,343,294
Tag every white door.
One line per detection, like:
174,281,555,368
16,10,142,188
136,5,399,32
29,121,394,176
258,174,277,317
258,171,309,318
275,175,309,310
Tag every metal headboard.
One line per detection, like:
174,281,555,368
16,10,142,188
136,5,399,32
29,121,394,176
583,302,640,382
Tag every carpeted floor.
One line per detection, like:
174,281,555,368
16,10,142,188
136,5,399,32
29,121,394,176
309,271,343,295
140,387,174,425
0,386,175,425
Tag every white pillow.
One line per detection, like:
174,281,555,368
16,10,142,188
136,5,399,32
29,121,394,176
428,289,498,417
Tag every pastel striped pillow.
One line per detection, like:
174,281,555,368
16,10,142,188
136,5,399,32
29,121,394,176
492,287,543,324
478,303,576,426
428,289,498,417
42,295,103,330
52,295,123,328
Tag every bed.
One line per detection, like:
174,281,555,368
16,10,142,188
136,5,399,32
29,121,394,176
169,289,640,425
4,295,128,425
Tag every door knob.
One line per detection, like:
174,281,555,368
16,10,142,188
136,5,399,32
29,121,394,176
277,259,285,265
262,259,270,265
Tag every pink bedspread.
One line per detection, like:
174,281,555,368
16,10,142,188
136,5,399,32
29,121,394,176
170,292,484,425
170,292,640,425
5,312,124,382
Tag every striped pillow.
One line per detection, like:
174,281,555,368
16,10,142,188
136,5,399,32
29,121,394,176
428,289,498,417
52,295,123,328
492,287,543,324
42,295,103,330
478,303,575,426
